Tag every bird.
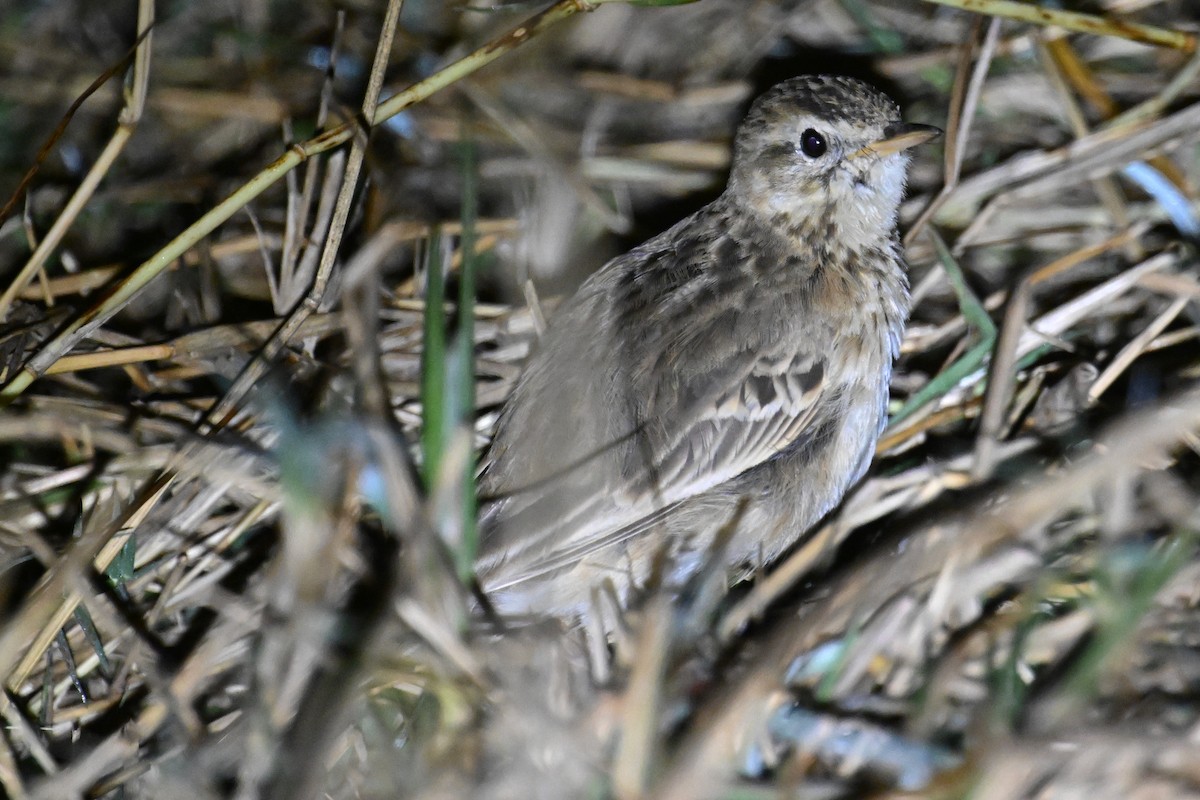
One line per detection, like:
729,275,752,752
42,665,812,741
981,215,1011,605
475,75,939,621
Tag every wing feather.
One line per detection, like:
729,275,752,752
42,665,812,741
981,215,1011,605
484,346,828,590
479,208,829,591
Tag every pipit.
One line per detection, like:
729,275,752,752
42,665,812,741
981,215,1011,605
476,75,939,619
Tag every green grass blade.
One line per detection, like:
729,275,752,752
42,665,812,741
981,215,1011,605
73,604,112,677
454,131,480,581
928,227,996,340
891,228,996,425
420,227,447,491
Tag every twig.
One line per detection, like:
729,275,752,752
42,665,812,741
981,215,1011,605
905,15,1000,246
0,3,154,321
921,0,1196,52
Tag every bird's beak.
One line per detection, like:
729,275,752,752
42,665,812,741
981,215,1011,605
850,122,942,160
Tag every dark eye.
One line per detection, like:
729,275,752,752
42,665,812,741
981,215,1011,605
799,128,827,158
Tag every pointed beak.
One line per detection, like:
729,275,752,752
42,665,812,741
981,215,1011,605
850,122,942,160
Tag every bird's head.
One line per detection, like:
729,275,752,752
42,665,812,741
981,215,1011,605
729,75,940,248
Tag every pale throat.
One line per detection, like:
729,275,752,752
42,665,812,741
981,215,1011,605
800,158,909,255
746,184,902,257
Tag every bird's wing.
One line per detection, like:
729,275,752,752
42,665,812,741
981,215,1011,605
479,212,832,590
630,345,827,507
483,337,830,591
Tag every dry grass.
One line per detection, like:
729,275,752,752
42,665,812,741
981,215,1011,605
1,0,1199,798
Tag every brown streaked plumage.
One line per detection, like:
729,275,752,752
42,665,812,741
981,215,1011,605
476,75,939,619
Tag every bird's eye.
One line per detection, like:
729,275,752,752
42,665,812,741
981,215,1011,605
799,128,827,158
